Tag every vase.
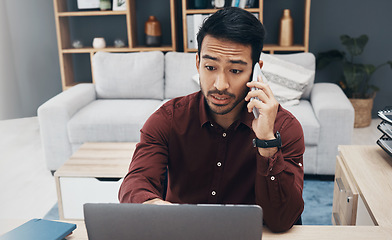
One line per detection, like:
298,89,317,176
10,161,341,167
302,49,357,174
92,37,106,49
279,9,294,46
145,16,162,47
349,98,374,128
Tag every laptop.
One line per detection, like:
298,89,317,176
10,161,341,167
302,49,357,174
84,203,263,240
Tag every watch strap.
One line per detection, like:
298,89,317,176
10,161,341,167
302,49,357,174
253,131,282,149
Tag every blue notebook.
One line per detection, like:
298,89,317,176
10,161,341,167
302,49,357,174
0,219,76,240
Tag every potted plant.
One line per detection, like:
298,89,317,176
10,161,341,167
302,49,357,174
316,34,392,127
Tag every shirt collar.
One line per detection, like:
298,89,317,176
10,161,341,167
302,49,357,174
199,92,210,127
198,92,253,130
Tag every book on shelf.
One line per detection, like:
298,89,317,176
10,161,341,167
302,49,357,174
232,0,249,8
231,0,240,7
186,15,195,49
246,0,256,8
187,14,210,49
239,0,247,8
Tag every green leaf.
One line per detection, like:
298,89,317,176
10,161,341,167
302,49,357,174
343,62,367,93
340,34,368,57
316,50,345,69
363,64,376,76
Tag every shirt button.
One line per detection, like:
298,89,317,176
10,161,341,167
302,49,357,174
271,176,275,181
299,163,303,167
217,162,222,167
222,132,227,137
210,123,214,127
211,191,217,196
270,168,273,172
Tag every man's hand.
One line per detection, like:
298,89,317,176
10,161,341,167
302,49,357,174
245,75,279,157
143,198,172,205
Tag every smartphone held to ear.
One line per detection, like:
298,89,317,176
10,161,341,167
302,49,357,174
251,63,265,119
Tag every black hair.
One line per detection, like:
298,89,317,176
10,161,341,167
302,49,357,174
196,7,265,66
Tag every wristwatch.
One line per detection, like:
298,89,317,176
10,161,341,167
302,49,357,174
253,131,282,149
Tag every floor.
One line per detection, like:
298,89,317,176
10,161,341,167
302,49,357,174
0,117,382,227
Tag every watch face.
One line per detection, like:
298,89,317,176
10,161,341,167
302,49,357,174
216,0,225,8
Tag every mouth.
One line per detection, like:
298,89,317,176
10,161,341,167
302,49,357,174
210,94,232,106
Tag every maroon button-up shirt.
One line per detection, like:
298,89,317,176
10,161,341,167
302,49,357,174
119,91,305,232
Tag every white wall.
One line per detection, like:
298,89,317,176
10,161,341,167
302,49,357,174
0,0,61,120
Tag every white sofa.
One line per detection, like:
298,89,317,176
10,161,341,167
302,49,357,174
38,51,354,175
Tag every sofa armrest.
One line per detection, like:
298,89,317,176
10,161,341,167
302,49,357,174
310,83,354,175
37,83,96,171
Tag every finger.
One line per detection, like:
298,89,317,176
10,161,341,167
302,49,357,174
247,98,265,113
245,89,269,102
247,81,275,100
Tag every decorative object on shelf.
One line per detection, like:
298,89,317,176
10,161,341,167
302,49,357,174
72,40,84,48
194,0,208,9
317,34,392,127
279,9,294,46
113,0,126,11
77,0,100,9
114,39,126,48
214,0,225,8
145,16,162,47
99,0,111,10
92,37,106,49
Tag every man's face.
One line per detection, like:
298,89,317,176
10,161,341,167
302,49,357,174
196,35,253,116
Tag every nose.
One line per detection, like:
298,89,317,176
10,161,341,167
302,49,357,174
213,72,229,92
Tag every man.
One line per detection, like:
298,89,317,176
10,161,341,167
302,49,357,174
119,7,304,233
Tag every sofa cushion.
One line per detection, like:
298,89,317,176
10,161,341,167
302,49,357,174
260,53,315,106
164,52,200,99
284,100,320,146
67,99,163,143
92,51,164,100
271,52,316,100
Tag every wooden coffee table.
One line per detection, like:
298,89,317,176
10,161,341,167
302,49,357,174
54,142,137,220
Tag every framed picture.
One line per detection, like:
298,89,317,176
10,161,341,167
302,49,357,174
77,0,100,9
113,0,127,11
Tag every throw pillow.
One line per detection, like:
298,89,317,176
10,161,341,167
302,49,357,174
93,51,164,100
164,52,200,99
260,53,315,106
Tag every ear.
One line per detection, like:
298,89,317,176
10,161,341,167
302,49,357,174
196,53,200,73
258,60,263,69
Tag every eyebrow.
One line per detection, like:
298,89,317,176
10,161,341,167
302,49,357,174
202,54,248,65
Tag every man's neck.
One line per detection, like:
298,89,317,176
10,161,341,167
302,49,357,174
211,101,246,130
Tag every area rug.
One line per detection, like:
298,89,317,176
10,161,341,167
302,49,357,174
44,179,334,225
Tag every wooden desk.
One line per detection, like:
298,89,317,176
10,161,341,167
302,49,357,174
68,222,392,240
2,220,391,240
333,145,392,226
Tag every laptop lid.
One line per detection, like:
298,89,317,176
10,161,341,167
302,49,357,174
84,203,263,240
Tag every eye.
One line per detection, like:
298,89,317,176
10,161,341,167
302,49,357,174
230,69,243,74
205,65,215,71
